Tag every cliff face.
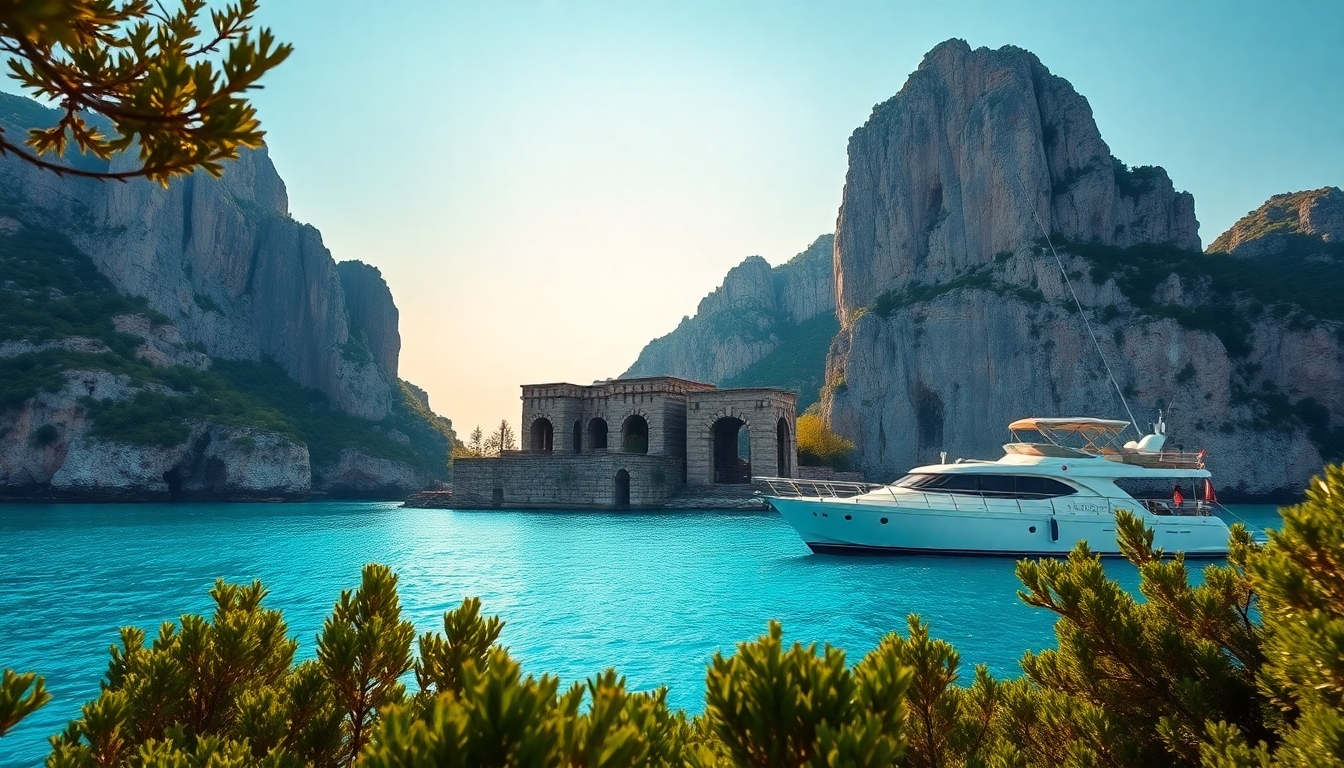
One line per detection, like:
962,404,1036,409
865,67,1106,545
1208,187,1343,257
835,39,1198,324
337,260,402,379
3,146,398,420
623,235,838,408
0,93,453,499
821,41,1343,498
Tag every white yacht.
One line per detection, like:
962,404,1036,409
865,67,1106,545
757,416,1231,558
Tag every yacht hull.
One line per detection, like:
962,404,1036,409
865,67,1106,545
769,496,1231,558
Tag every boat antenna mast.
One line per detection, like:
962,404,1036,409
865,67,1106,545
1021,185,1140,436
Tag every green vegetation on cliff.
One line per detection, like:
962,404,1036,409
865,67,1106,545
5,467,1344,766
720,313,839,411
1062,238,1344,332
0,220,452,479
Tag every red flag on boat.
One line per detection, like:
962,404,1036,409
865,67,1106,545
1173,485,1185,508
1205,479,1217,504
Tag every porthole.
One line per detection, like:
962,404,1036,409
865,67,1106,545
880,518,889,525
1029,526,1037,533
844,515,852,520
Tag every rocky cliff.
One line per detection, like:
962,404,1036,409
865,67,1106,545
821,41,1343,498
622,235,837,408
0,93,454,500
1208,187,1343,258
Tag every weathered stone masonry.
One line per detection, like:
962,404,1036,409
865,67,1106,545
452,376,798,508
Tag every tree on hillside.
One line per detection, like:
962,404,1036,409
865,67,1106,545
0,0,291,184
483,419,516,456
796,411,856,470
450,425,486,459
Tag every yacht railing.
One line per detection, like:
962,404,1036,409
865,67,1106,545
752,477,1217,518
754,477,879,499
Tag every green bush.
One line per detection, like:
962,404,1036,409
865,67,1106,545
796,412,856,471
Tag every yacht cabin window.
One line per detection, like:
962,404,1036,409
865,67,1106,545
892,473,1077,498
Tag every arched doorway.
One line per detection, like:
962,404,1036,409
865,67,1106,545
712,417,751,484
621,414,649,453
588,418,608,451
572,420,582,453
529,418,553,452
776,417,791,477
614,469,630,508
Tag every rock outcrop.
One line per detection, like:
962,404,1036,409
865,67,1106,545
338,261,401,379
834,39,1198,324
623,235,837,406
1208,187,1344,257
0,94,395,420
820,41,1343,499
0,93,454,500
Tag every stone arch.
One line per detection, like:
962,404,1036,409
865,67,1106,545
587,417,609,451
621,414,649,454
711,416,751,483
614,468,631,507
776,417,791,477
528,417,554,452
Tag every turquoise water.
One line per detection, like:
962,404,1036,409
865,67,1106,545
0,502,1281,766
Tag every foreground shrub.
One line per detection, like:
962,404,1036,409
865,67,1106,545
5,467,1344,766
693,621,909,767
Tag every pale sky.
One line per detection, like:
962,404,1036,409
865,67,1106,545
21,1,1344,433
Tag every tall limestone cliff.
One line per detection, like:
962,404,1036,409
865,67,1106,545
821,40,1343,498
0,93,454,499
337,260,402,379
623,235,838,408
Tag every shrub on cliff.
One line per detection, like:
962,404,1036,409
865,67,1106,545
5,468,1344,766
796,412,857,470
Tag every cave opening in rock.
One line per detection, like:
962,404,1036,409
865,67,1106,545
162,467,185,500
914,385,945,451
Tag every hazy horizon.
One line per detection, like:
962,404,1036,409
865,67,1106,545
7,1,1343,434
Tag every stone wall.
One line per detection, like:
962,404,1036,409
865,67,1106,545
520,377,715,457
686,388,798,484
452,453,684,509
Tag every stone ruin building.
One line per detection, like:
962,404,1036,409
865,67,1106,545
452,376,798,508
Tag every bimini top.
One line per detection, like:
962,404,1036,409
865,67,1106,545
1007,417,1130,433
1006,415,1205,469
1007,416,1131,459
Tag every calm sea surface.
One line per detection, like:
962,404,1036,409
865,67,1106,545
0,502,1281,766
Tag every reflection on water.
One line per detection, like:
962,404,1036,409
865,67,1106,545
0,502,1281,766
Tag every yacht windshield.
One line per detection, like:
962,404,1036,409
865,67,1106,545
892,473,1077,498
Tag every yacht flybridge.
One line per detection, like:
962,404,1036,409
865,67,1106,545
756,416,1231,557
